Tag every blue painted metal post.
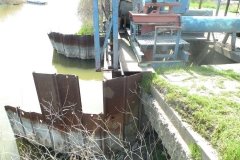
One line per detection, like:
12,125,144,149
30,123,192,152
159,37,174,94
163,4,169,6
112,0,119,70
101,19,112,59
173,30,181,60
93,0,101,71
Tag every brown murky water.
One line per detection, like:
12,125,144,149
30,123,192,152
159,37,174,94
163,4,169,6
0,1,103,159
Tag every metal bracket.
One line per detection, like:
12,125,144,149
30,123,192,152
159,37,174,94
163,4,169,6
153,26,182,60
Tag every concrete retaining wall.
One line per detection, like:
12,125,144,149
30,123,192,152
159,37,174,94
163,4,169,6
142,92,191,160
141,86,219,160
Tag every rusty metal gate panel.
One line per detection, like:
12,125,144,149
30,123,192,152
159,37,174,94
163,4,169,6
103,76,125,151
124,73,142,143
6,72,143,157
55,74,82,132
32,73,62,129
103,73,143,151
103,77,125,114
82,114,105,155
32,73,83,152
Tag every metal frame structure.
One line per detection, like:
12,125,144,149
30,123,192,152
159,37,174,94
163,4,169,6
93,0,119,71
128,0,240,67
93,0,240,70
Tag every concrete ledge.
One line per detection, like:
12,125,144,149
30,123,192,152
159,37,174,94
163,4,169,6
149,85,218,160
142,92,191,160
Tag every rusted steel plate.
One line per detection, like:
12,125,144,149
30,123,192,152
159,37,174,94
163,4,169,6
103,77,125,115
125,73,142,97
33,73,83,151
124,73,142,143
5,105,54,148
31,112,53,148
5,72,143,155
69,34,79,46
103,73,143,146
63,34,70,46
32,73,63,130
64,34,80,58
47,32,56,50
52,32,65,54
55,74,82,132
5,106,25,137
104,112,124,152
52,32,63,44
33,73,82,131
48,32,105,59
48,32,105,48
17,108,35,140
82,114,105,153
78,35,85,48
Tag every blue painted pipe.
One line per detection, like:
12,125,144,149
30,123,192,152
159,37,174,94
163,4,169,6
181,16,240,32
93,0,101,71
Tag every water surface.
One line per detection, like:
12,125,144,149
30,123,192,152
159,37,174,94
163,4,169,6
0,1,102,159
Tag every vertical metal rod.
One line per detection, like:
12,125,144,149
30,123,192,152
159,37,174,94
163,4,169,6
231,33,236,50
224,0,230,16
130,20,132,34
173,30,181,60
112,0,119,70
93,0,101,71
133,23,137,38
152,27,158,60
216,0,221,16
207,32,210,40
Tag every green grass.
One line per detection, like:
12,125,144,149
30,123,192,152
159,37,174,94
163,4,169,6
140,66,240,159
76,22,94,35
215,79,225,89
190,1,216,9
189,143,202,160
196,85,207,91
190,0,240,13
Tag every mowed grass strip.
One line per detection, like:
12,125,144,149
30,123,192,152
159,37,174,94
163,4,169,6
141,66,240,159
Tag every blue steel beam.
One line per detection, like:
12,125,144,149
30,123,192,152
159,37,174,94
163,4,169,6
181,16,240,32
93,0,101,72
112,0,119,70
101,19,112,59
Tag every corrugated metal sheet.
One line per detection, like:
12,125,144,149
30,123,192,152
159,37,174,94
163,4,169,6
103,73,143,149
5,72,143,156
47,32,104,59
